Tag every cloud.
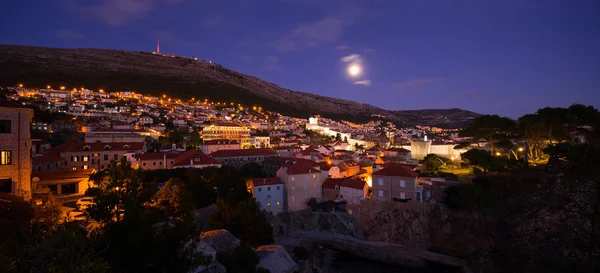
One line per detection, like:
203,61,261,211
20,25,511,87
66,0,154,27
65,0,186,27
336,45,349,50
56,28,83,39
275,6,359,51
393,78,436,89
353,80,371,86
340,54,361,63
263,56,283,71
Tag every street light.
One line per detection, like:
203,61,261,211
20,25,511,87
518,147,524,152
496,152,501,156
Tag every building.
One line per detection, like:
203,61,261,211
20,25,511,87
31,169,95,196
371,163,419,202
0,100,33,200
322,177,368,204
276,162,326,211
202,123,250,145
87,128,159,141
210,148,276,170
171,150,222,169
256,245,298,273
248,136,271,148
199,139,240,155
32,122,52,132
247,178,284,214
49,141,145,171
383,148,411,161
134,152,181,170
32,152,67,172
337,160,360,177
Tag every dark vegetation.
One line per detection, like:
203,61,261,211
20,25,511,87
0,161,274,273
441,104,600,272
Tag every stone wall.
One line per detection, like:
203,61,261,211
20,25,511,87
0,107,33,200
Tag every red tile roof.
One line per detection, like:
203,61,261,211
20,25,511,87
385,148,411,153
202,139,240,145
285,161,321,175
0,99,27,108
323,178,367,190
50,141,145,153
32,152,64,166
32,169,94,180
91,128,148,133
208,122,244,127
250,177,283,187
173,150,221,166
210,148,276,157
372,163,418,178
137,152,181,161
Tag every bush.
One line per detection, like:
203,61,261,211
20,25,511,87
293,246,309,261
443,177,493,211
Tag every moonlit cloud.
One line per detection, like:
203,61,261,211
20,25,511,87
353,80,371,86
274,5,360,51
340,54,361,63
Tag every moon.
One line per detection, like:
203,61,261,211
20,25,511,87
347,63,361,77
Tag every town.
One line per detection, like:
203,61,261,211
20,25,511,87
1,84,598,273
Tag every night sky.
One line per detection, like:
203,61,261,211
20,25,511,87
1,0,599,118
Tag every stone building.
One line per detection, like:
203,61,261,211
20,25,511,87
0,100,33,200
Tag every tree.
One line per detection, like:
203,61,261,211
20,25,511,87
460,115,516,155
210,199,274,247
461,149,492,175
0,221,110,273
421,154,444,173
152,178,194,218
335,133,342,141
217,245,262,273
293,246,310,261
343,136,348,143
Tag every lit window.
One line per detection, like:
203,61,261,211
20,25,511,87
313,174,317,179
267,202,271,207
0,151,11,165
378,190,383,197
276,201,280,206
400,180,406,187
378,178,383,186
83,156,89,162
83,165,89,170
72,167,77,170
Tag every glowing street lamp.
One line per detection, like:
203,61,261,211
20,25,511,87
496,152,501,156
46,85,51,89
18,84,23,88
518,147,524,152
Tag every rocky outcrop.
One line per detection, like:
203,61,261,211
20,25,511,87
289,211,363,239
360,170,600,273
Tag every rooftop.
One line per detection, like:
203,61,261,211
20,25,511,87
322,177,367,190
210,148,276,157
250,177,283,187
32,169,95,180
50,141,145,153
372,163,418,178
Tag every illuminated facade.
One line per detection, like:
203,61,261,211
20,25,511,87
0,100,33,200
202,123,250,145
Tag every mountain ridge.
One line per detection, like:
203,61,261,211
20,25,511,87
0,44,479,127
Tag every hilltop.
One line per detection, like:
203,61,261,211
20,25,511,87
0,45,479,127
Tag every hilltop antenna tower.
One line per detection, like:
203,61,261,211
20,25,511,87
156,38,160,53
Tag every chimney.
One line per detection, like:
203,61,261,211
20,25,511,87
156,38,160,53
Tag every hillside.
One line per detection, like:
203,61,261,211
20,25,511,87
0,45,479,127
